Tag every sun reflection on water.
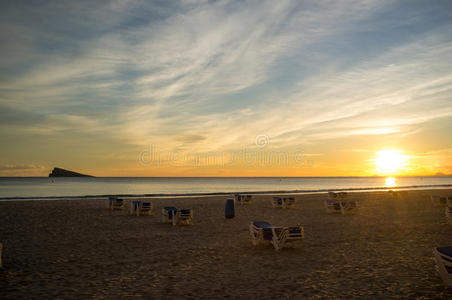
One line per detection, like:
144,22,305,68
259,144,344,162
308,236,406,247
385,177,397,187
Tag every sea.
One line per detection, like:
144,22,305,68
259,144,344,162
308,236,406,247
0,176,451,200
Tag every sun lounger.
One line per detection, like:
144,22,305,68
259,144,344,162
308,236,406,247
243,195,253,205
328,192,338,199
337,192,347,198
434,247,452,286
249,221,304,251
162,207,178,223
325,198,358,215
325,199,344,214
283,197,296,209
108,197,124,210
446,207,452,225
272,197,296,209
234,194,242,204
130,200,140,215
389,190,408,198
235,194,253,205
173,209,194,226
133,201,153,216
272,197,284,208
432,195,449,207
162,207,193,225
329,191,347,199
342,200,358,212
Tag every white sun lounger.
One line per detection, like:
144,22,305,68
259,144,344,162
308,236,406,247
329,192,347,199
434,247,452,287
162,207,178,223
130,200,153,216
446,207,452,225
108,197,124,210
272,197,296,209
283,197,296,209
325,198,358,215
325,199,344,214
138,201,153,216
272,197,284,208
431,195,449,207
162,207,193,225
173,209,194,226
249,221,304,251
235,194,253,205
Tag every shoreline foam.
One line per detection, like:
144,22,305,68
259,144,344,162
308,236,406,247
1,183,451,201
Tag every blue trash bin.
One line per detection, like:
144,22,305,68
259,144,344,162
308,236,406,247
225,198,235,218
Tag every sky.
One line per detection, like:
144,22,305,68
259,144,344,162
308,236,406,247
1,0,452,177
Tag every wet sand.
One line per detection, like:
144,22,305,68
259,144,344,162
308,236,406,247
0,189,451,299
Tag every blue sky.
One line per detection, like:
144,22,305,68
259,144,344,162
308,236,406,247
1,0,452,176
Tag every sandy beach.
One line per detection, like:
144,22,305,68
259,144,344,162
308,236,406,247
1,189,451,299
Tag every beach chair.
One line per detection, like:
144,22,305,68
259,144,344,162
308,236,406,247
434,247,452,287
388,190,396,198
234,194,243,205
272,197,284,208
242,195,253,205
398,191,408,198
325,199,344,214
328,192,337,199
337,192,348,199
431,195,448,207
109,197,124,210
162,207,178,223
235,194,253,205
342,199,358,213
249,221,304,251
389,190,408,198
173,209,194,226
137,201,153,216
130,200,141,215
446,207,452,225
283,197,296,209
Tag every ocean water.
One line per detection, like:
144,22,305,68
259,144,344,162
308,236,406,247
0,176,451,199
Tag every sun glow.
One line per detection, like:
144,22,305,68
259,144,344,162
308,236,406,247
385,177,397,187
374,150,408,175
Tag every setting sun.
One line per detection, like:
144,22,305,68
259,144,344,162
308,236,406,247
374,150,408,175
385,177,397,187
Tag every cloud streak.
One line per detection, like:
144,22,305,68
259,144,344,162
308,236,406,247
1,0,452,175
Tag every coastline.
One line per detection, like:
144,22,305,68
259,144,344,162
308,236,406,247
1,183,451,201
1,188,451,298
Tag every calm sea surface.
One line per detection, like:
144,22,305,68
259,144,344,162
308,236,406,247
0,177,451,199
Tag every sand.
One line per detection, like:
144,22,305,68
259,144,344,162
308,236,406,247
0,189,451,299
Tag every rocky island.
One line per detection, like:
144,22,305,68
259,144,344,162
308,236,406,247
48,167,93,177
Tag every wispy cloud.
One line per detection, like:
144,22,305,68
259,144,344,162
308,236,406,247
1,0,452,175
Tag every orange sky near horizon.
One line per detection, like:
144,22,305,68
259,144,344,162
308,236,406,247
1,1,452,177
